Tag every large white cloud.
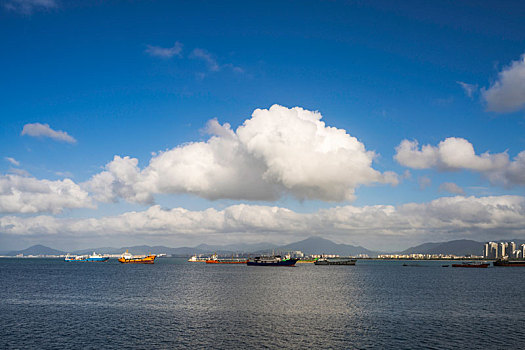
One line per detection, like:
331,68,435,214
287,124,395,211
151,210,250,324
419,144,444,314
85,105,398,203
2,196,524,248
0,174,93,214
482,53,525,113
394,137,525,187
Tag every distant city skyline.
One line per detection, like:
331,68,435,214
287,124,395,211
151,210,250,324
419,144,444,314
1,1,525,251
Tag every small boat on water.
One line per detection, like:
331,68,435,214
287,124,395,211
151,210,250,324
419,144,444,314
493,259,525,267
65,254,87,262
246,255,298,267
64,252,109,262
314,257,356,265
296,259,317,263
118,250,156,264
451,262,489,268
86,252,109,262
187,255,208,262
205,254,247,264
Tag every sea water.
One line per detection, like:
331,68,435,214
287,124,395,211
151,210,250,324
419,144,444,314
1,258,524,349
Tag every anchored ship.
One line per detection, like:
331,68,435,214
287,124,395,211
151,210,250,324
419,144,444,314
65,252,109,262
451,262,489,268
206,254,247,264
246,255,298,266
314,257,356,265
118,250,156,264
493,259,525,267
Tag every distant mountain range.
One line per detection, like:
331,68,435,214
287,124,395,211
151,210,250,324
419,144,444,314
277,237,377,256
398,239,483,256
4,237,524,257
398,239,525,256
5,244,66,256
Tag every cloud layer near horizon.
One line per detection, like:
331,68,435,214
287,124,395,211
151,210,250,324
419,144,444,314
86,105,398,204
394,137,525,187
1,195,524,248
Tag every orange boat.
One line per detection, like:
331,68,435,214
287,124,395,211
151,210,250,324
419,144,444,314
118,250,156,264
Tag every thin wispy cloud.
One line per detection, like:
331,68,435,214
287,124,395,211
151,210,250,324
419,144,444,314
482,53,525,113
190,48,220,71
418,176,431,190
457,81,478,98
21,123,77,144
145,41,244,77
7,168,30,177
439,182,465,195
3,0,57,15
4,157,20,167
190,48,243,74
145,42,183,59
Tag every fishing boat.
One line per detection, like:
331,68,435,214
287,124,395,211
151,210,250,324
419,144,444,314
65,254,87,262
205,253,247,264
118,250,156,264
296,258,318,263
451,262,489,268
314,257,356,265
86,252,109,262
493,259,525,267
246,255,298,266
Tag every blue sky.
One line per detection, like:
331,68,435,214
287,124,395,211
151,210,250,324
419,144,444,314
1,0,525,251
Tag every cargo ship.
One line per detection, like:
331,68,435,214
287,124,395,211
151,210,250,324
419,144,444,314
65,252,109,262
205,254,247,264
314,257,356,265
118,250,156,264
246,255,298,266
493,259,525,267
451,262,489,268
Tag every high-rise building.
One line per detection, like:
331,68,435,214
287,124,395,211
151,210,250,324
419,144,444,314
499,242,508,258
509,242,517,258
484,242,499,259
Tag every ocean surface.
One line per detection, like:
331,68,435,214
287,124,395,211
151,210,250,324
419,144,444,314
1,258,524,349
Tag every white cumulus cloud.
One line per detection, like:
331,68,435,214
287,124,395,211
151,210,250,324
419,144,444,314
482,53,525,113
0,174,94,214
85,105,398,203
21,123,76,144
394,137,525,187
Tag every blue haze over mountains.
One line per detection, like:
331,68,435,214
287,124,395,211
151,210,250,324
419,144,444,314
5,237,520,257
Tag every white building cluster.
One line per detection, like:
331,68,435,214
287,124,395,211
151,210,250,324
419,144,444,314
484,242,525,259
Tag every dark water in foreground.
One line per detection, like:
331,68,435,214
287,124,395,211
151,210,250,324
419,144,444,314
1,258,524,349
